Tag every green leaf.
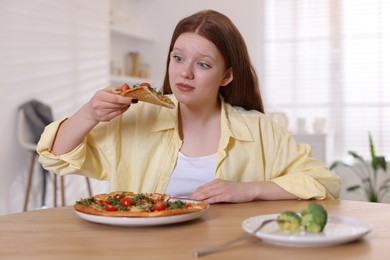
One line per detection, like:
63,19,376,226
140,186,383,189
167,200,185,209
369,132,376,161
380,178,390,185
379,188,390,199
376,156,387,172
78,197,93,207
329,161,351,170
348,151,365,165
133,194,152,205
369,133,387,172
361,177,372,184
379,184,390,191
347,185,362,192
368,193,378,202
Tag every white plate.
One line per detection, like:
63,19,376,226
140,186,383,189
242,214,372,247
74,201,209,227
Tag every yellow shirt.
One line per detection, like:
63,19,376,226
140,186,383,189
37,96,341,200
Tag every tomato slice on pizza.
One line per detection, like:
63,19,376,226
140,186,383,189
74,192,208,217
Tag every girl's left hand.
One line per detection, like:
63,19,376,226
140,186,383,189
188,179,260,204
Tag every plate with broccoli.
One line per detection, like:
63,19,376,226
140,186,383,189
242,202,372,247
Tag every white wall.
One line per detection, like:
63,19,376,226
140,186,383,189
0,0,111,215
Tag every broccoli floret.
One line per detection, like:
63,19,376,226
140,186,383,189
277,210,302,233
300,202,328,233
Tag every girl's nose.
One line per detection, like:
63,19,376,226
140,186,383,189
180,65,194,79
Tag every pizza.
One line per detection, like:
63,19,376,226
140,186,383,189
119,82,175,109
74,191,208,217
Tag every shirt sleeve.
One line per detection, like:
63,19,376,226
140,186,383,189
270,132,341,200
37,118,110,180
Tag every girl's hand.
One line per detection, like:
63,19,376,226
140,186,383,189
87,84,135,123
189,179,297,204
188,179,260,204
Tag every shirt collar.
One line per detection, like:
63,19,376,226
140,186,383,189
151,95,178,133
150,94,255,143
220,95,254,143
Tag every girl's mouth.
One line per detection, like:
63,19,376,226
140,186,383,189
176,83,194,92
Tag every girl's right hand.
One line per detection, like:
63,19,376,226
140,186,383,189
87,84,135,123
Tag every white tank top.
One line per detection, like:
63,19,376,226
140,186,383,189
165,152,216,197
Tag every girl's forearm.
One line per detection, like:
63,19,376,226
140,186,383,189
50,103,99,155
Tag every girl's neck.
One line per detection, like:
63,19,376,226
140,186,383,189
178,99,222,157
179,98,221,125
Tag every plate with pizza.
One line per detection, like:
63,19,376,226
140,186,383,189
73,191,209,226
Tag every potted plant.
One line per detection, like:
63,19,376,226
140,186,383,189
330,133,389,202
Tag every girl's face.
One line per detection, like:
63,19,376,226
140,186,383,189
168,33,233,108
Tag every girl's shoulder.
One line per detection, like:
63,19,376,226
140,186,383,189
225,102,271,122
224,102,288,136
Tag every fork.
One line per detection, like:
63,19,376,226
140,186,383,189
193,219,278,258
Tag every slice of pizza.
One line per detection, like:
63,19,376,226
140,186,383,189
74,191,208,217
120,82,175,109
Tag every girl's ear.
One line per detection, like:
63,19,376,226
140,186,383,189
220,68,233,87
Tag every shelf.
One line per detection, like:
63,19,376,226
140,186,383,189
110,26,154,42
109,2,156,89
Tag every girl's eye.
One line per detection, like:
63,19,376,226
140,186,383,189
172,55,184,63
198,62,211,69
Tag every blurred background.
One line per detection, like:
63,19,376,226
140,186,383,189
0,0,389,215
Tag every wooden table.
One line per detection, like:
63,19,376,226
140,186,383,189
0,200,388,259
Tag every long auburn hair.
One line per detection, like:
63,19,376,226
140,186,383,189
162,10,264,113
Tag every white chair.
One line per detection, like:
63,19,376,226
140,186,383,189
17,108,92,211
